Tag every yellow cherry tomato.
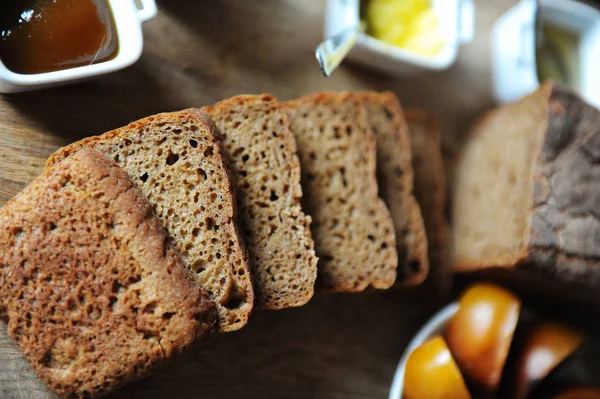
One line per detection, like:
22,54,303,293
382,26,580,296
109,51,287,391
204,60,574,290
403,336,471,399
446,283,521,392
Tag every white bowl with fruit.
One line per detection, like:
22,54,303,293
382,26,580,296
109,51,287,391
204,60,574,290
390,283,596,399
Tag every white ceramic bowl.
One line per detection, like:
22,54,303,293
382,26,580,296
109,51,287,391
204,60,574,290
0,0,157,93
388,302,460,399
324,0,475,75
491,0,600,108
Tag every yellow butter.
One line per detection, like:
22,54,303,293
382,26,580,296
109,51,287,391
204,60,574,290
365,0,445,56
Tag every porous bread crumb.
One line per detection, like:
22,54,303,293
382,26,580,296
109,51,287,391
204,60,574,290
357,92,429,286
406,109,451,294
47,110,253,332
0,148,217,399
203,94,318,309
284,92,398,292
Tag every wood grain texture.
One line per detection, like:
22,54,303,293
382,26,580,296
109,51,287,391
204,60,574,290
0,0,524,398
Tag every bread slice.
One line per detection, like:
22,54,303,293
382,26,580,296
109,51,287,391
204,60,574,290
405,109,451,294
356,92,429,286
452,83,600,297
283,92,398,292
0,148,217,399
46,110,253,332
202,95,317,309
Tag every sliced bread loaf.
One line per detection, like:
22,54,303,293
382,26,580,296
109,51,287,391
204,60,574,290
202,95,317,309
356,92,429,286
0,148,217,399
283,92,398,292
47,110,253,332
405,109,451,294
452,83,600,298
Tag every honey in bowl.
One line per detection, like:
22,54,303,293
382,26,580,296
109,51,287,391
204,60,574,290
0,0,118,74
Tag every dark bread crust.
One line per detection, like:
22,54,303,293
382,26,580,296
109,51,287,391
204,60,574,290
202,94,318,309
525,84,600,294
0,148,217,399
284,92,398,292
405,109,451,294
47,110,253,332
357,92,429,286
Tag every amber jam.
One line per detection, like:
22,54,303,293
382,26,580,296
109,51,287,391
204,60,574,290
0,0,118,74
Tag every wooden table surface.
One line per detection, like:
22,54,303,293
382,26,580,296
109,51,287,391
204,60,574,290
0,1,526,398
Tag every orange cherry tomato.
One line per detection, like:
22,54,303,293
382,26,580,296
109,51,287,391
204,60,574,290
514,323,584,399
446,283,521,392
553,388,600,399
403,336,471,399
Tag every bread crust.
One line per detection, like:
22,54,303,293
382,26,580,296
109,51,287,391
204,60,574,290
284,92,398,292
0,148,217,398
47,110,253,332
525,84,600,293
202,94,318,309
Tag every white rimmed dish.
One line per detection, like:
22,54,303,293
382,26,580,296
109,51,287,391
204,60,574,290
0,0,157,93
491,0,600,108
324,0,475,75
388,302,459,399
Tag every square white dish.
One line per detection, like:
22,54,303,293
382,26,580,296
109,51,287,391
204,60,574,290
324,0,475,75
491,0,600,108
0,0,157,93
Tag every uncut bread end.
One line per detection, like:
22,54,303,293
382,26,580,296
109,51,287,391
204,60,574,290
284,92,398,292
47,110,253,332
452,83,600,301
405,109,451,294
356,92,429,287
202,94,317,310
0,148,217,399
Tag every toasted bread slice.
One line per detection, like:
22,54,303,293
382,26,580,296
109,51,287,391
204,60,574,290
283,92,398,292
405,109,451,294
202,95,317,309
357,92,429,286
0,148,217,398
47,110,253,332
